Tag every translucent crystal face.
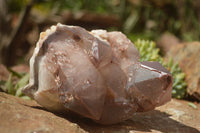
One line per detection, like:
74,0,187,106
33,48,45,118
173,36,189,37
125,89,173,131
23,23,172,124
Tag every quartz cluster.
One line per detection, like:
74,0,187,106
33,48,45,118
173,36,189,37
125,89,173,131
23,23,172,124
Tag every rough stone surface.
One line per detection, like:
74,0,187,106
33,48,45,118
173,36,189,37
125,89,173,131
0,92,87,133
166,42,200,101
0,92,200,133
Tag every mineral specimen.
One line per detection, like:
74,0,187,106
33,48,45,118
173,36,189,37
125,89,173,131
22,23,173,124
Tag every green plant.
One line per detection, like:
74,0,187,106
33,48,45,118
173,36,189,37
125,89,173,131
133,39,187,99
0,68,30,100
167,58,187,99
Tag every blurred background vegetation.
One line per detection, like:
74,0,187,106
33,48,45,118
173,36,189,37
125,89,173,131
1,0,200,99
1,0,200,65
6,0,200,40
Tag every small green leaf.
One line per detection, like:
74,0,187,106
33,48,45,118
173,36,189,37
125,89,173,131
188,102,197,109
4,74,15,95
15,74,30,97
168,58,173,68
21,95,32,100
7,68,23,78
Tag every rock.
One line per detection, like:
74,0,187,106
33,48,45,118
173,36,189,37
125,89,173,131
11,64,29,74
166,42,200,101
0,92,200,133
79,99,200,133
0,64,9,81
0,92,87,133
157,33,180,55
0,64,29,82
23,24,172,124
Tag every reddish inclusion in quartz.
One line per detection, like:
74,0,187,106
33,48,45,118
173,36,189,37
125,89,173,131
23,24,172,124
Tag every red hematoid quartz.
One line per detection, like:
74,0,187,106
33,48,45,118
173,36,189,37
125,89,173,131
23,23,173,124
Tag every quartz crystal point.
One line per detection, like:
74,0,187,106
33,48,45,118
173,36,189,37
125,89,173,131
22,23,173,124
